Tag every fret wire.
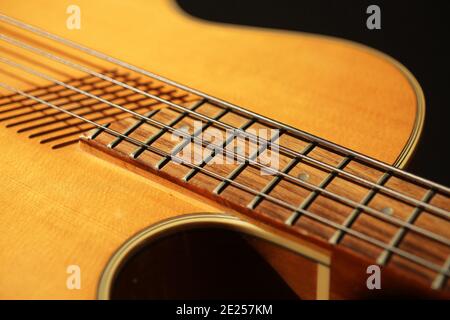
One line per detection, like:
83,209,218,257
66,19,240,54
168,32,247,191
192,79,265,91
290,156,449,218
213,128,282,195
46,91,186,142
2,31,449,214
376,189,436,266
87,123,110,140
432,256,450,290
129,100,204,159
285,156,352,226
40,100,164,145
4,16,448,201
155,100,224,171
329,172,392,245
1,81,448,279
35,99,161,143
247,142,316,210
1,56,448,248
107,109,160,149
47,100,191,149
3,13,448,199
42,127,97,144
182,118,256,183
43,101,169,145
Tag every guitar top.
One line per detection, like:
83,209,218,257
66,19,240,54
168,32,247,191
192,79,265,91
0,0,448,300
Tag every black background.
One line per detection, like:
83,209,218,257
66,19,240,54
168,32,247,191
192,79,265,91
177,0,449,186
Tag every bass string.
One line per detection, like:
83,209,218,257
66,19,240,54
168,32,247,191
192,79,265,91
0,56,449,249
4,36,450,221
0,12,447,200
0,79,448,278
0,32,448,220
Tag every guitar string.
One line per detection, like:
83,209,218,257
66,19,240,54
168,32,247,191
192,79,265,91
0,56,449,249
0,80,448,278
0,12,448,201
0,35,448,222
0,16,449,274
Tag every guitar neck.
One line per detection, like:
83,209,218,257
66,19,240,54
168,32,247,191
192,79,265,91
77,93,450,293
0,12,448,296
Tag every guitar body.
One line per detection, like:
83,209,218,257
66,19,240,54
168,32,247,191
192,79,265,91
0,0,426,299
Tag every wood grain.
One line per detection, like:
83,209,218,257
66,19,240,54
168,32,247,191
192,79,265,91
79,104,449,296
0,0,435,299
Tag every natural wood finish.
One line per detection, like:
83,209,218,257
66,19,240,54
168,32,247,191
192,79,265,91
78,108,450,296
0,0,422,164
0,0,438,299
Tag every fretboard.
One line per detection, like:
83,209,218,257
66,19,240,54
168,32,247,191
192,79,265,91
78,97,450,292
0,11,448,293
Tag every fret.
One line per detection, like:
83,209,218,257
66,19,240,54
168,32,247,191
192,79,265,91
155,101,227,170
87,123,110,140
107,109,160,149
329,172,392,244
130,99,205,159
39,93,189,149
432,256,450,290
285,156,352,226
213,129,282,195
80,111,450,292
4,16,447,293
376,189,436,265
247,142,316,210
182,117,256,182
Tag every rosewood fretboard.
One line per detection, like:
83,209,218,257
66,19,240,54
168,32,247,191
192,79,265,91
1,11,448,299
76,96,450,293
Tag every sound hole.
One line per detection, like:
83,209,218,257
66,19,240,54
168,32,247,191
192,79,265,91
109,228,300,299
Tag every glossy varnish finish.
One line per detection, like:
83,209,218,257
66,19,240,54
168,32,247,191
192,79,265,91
0,0,441,299
79,101,450,296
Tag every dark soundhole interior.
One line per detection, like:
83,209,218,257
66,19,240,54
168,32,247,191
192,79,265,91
109,228,300,299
